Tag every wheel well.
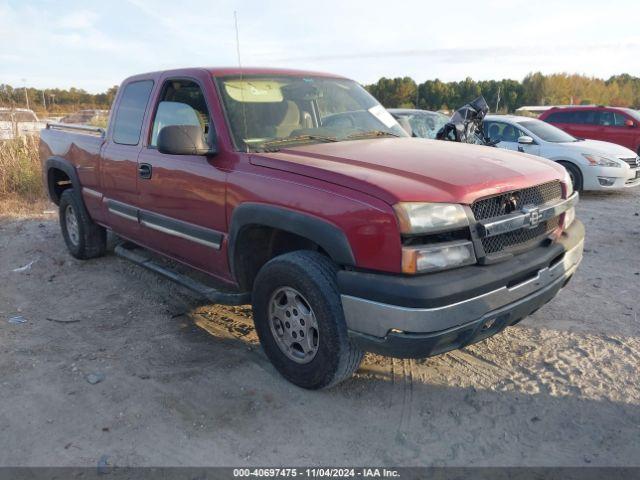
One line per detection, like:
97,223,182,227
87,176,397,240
47,168,73,204
233,225,323,291
556,160,583,189
556,160,582,175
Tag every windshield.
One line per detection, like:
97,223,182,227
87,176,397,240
399,111,449,139
517,120,578,143
215,75,407,151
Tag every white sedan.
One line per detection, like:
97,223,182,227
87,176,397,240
484,115,640,191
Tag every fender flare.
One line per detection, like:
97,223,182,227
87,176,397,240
228,203,356,279
44,156,82,205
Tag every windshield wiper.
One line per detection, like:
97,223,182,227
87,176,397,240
255,134,338,152
345,130,400,140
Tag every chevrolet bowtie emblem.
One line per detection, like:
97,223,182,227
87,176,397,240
522,205,541,229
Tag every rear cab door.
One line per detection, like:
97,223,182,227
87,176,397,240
570,109,602,141
99,77,155,239
135,70,232,281
544,109,597,140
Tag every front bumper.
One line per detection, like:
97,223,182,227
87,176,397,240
339,220,584,358
583,166,640,190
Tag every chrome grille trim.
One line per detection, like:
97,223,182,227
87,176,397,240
470,181,571,256
478,192,578,238
619,156,639,168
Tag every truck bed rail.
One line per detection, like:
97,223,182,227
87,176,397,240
46,122,105,137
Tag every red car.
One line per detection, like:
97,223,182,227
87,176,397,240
39,67,583,389
540,106,640,155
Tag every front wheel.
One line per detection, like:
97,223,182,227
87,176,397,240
252,251,363,389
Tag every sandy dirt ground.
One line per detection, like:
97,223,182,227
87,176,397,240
0,188,639,467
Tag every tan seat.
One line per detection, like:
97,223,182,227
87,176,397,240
272,101,301,137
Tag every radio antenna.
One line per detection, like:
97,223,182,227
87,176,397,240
234,11,249,152
234,11,242,69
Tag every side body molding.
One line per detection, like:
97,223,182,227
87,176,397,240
228,203,356,277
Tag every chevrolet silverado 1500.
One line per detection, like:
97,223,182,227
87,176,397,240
40,67,584,389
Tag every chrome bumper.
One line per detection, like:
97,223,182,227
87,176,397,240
341,238,583,338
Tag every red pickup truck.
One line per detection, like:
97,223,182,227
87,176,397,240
40,67,584,389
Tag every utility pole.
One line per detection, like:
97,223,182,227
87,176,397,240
21,78,29,110
42,90,47,110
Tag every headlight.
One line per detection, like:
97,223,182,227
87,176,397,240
393,202,469,234
402,241,476,274
562,169,574,197
582,153,622,168
564,206,576,229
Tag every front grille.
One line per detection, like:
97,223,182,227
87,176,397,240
471,181,563,256
620,157,639,168
471,181,562,221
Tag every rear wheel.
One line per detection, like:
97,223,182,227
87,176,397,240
59,189,106,259
252,251,363,389
559,161,583,193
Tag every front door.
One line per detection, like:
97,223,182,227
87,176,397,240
597,110,634,150
136,76,229,280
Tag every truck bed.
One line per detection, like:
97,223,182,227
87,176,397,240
40,124,105,195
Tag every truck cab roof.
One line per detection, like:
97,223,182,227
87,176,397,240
123,67,349,84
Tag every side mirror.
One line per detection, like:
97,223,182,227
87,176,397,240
517,135,534,145
625,119,635,127
157,125,215,156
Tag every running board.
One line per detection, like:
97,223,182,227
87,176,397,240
114,244,250,306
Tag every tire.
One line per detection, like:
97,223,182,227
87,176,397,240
59,189,106,259
559,161,583,193
252,251,364,389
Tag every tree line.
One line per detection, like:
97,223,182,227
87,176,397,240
365,73,640,112
2,72,640,115
0,84,118,114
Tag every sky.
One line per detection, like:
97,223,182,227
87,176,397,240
1,0,639,93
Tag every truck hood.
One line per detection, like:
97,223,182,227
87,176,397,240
251,138,566,205
557,139,637,158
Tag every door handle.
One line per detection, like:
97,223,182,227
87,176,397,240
138,163,152,179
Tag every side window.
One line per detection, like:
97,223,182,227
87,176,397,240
485,122,522,142
150,80,211,147
485,121,502,142
546,112,564,123
598,111,615,126
573,110,597,125
613,112,628,127
112,80,154,145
